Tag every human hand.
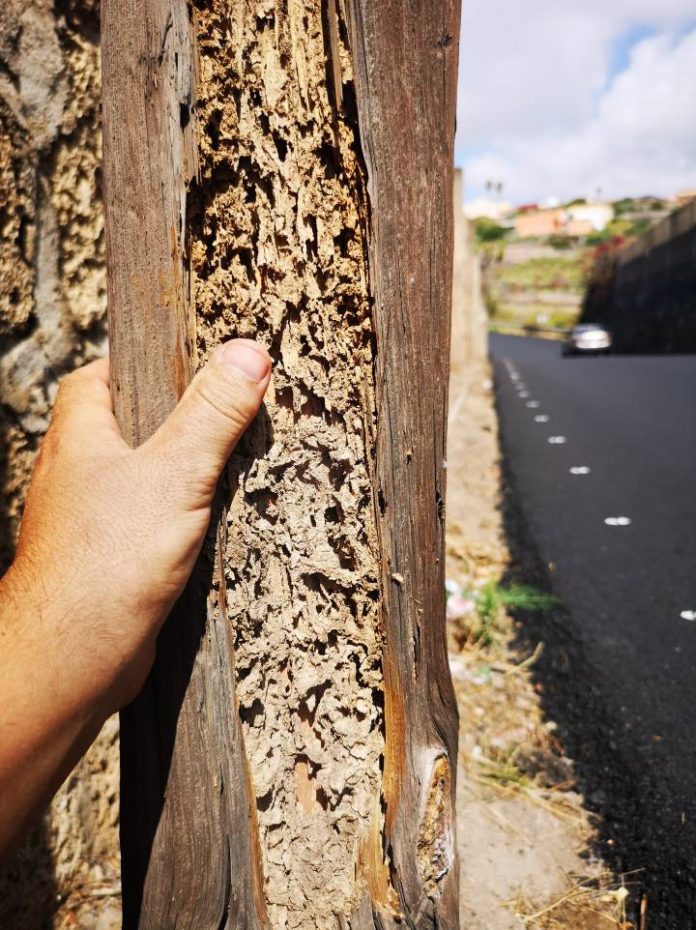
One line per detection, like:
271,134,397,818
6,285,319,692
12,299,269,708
0,339,271,855
7,338,272,716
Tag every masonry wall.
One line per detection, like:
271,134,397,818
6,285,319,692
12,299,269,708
0,3,120,928
583,201,696,352
450,170,487,373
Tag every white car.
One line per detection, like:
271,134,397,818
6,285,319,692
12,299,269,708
563,324,612,356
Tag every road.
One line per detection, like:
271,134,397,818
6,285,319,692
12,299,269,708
490,334,696,928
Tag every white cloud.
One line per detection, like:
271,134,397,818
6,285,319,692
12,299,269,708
456,2,696,203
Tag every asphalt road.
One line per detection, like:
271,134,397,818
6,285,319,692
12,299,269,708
490,334,696,927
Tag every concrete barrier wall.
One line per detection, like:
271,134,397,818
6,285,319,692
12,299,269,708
609,201,696,352
450,170,487,373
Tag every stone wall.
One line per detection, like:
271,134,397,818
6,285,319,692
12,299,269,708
0,3,120,927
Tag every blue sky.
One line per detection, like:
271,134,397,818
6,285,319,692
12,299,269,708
604,24,657,88
456,2,696,204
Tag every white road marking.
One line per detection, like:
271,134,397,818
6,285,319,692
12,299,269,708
535,415,549,423
569,466,591,475
604,516,632,526
680,610,696,622
526,401,540,408
519,391,530,398
548,436,567,444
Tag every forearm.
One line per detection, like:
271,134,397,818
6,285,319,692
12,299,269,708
0,341,270,855
0,564,108,858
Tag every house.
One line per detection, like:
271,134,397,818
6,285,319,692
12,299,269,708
566,202,613,231
515,201,613,239
514,208,566,238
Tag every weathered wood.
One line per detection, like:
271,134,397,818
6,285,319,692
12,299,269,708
101,2,265,926
345,2,461,923
103,0,461,925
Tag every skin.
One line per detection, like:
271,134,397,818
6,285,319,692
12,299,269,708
0,338,272,858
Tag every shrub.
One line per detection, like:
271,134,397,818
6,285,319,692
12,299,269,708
474,217,508,243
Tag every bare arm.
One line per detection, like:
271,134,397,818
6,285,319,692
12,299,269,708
0,340,271,857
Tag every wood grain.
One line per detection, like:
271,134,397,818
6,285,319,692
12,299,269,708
103,0,461,924
101,2,265,926
345,1,462,925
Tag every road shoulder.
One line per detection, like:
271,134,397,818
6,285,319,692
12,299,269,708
448,361,631,930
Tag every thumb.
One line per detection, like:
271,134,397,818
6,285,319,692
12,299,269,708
142,339,271,502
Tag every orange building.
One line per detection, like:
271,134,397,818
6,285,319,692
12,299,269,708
565,219,595,236
515,202,612,238
515,208,566,238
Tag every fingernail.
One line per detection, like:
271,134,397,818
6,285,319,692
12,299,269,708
218,341,271,383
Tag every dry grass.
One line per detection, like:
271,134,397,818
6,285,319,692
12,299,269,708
448,571,635,929
509,871,639,929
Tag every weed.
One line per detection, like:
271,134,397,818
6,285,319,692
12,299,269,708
477,748,531,789
457,580,559,646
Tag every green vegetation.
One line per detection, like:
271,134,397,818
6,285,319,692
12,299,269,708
483,245,589,333
612,197,635,216
547,233,573,250
473,581,559,646
613,196,665,215
586,215,653,245
473,216,509,243
446,579,559,648
495,255,588,292
488,307,580,332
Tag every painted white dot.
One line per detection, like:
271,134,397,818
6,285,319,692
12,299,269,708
569,466,591,475
604,516,632,526
526,401,540,408
519,391,530,399
535,415,549,423
680,610,696,622
548,436,567,444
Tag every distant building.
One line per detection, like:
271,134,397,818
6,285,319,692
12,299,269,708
463,198,513,222
565,219,595,237
675,189,696,207
514,208,565,238
566,202,613,231
514,201,613,239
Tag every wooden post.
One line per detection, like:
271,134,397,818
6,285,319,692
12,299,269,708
102,0,461,926
101,2,265,926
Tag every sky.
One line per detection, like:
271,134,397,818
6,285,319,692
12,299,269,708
455,0,696,205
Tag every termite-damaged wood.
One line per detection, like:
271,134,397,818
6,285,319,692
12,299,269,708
191,4,385,924
103,0,461,925
102,2,265,926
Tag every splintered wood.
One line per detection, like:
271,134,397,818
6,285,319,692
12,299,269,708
103,0,461,927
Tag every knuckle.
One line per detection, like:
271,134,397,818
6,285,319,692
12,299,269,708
53,370,83,415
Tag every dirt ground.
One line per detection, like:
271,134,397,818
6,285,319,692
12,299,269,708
447,360,634,930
